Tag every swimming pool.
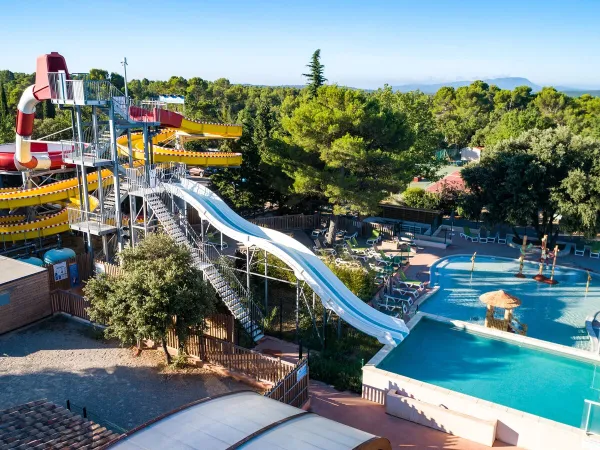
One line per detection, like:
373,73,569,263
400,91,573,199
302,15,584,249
422,255,600,349
377,317,600,428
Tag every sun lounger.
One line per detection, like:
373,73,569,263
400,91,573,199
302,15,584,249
366,230,381,245
575,244,586,256
486,232,496,243
343,231,358,241
311,228,326,238
313,239,336,256
460,226,479,242
392,287,419,298
398,271,427,290
478,229,489,243
496,232,507,244
591,243,600,259
384,294,414,307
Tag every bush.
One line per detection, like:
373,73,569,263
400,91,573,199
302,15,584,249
402,187,440,210
308,326,381,393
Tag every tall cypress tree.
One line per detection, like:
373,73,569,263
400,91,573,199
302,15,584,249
302,49,327,98
0,84,7,117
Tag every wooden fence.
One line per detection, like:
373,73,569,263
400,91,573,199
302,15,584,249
166,329,295,384
47,253,94,291
264,357,309,408
51,289,308,406
249,213,322,231
50,290,97,323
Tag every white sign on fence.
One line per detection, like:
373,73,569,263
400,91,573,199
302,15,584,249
53,261,68,282
296,364,307,382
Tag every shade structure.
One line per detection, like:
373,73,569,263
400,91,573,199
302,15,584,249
479,290,521,309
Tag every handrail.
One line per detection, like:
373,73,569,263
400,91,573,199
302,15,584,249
123,165,265,335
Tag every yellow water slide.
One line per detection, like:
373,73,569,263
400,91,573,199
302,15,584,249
1,117,241,241
0,191,100,243
116,119,243,166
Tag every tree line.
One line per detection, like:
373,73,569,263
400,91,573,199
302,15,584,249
0,51,599,236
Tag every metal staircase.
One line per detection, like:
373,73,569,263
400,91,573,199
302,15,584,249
141,186,265,342
101,185,128,214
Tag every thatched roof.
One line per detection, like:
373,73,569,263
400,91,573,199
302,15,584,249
479,290,521,309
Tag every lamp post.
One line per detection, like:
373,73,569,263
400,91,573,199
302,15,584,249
121,57,129,98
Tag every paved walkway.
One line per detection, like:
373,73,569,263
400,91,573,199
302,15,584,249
309,381,521,449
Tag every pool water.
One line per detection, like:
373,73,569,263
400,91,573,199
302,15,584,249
378,318,600,427
422,255,600,349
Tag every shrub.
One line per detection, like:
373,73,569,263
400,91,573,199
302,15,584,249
402,187,440,210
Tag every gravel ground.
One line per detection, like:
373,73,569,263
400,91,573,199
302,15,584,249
0,316,247,431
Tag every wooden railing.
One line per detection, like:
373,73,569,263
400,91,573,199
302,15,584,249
264,357,309,408
166,330,295,384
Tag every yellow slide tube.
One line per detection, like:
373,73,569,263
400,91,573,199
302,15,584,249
116,120,243,167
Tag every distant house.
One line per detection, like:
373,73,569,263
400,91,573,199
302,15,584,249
461,146,483,162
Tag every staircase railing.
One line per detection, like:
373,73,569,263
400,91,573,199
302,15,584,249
124,166,264,340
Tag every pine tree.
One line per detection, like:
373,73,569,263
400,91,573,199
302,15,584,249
0,84,7,117
42,100,56,119
302,49,327,98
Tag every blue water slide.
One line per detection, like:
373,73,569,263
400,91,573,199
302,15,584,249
164,178,409,346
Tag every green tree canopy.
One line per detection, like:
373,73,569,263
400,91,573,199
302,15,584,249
461,127,600,242
272,85,418,215
84,233,217,363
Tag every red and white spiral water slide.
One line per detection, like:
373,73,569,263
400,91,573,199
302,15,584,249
3,52,70,171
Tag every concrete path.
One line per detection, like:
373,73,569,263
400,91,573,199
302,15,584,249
309,381,521,449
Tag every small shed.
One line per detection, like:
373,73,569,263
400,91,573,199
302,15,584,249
107,391,391,449
0,256,50,334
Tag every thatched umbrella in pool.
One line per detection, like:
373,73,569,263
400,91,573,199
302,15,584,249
480,290,522,331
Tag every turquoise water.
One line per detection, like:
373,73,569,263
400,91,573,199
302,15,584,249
378,318,600,427
422,255,600,349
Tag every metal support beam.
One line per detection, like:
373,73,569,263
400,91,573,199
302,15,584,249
296,279,300,344
264,250,268,311
109,105,124,252
75,106,92,254
246,245,251,294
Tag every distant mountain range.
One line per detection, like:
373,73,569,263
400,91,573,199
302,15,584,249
391,77,600,97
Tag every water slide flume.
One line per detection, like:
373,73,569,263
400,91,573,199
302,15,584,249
162,178,409,346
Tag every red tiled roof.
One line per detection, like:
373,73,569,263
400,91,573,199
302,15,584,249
425,170,465,193
0,399,121,449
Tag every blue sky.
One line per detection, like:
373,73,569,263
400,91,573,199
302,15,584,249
1,0,599,88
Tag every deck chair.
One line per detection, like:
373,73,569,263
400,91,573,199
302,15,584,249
343,231,358,241
478,229,489,243
384,294,414,307
311,228,326,238
486,231,496,243
366,230,381,245
392,286,419,299
574,244,586,256
313,239,336,256
591,243,600,259
376,250,393,266
460,226,479,242
496,232,507,245
398,271,427,290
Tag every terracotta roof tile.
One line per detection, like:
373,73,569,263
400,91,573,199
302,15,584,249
0,400,121,449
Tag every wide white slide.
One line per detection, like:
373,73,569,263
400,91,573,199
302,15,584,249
164,178,409,345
